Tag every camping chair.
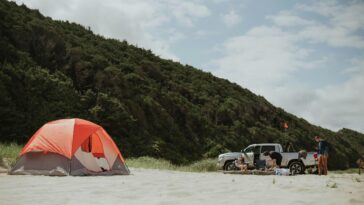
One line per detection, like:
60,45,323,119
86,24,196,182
255,160,266,170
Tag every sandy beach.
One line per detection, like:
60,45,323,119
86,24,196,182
0,168,363,205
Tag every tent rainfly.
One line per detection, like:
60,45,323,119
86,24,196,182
10,118,130,176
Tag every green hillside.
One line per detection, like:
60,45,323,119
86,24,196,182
0,0,363,169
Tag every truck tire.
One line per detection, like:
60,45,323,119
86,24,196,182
289,161,305,175
224,160,237,171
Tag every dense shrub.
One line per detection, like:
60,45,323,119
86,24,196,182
0,0,363,169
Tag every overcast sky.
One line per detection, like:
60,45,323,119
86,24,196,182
13,0,364,133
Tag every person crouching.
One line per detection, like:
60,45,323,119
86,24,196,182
263,151,283,168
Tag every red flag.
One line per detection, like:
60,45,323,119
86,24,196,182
283,122,288,129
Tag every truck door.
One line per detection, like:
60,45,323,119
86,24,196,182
260,145,276,167
242,146,255,167
253,145,262,164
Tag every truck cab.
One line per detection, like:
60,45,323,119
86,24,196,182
218,143,317,174
241,144,283,168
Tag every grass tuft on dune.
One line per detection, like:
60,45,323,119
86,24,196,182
331,168,359,174
0,143,22,168
126,156,218,172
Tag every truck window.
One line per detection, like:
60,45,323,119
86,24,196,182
244,146,254,153
261,146,275,153
254,146,261,154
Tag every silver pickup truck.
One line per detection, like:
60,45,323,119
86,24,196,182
217,143,317,174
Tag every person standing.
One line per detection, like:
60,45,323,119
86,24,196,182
314,136,329,175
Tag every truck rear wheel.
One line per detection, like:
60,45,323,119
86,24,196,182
224,161,237,171
289,161,305,175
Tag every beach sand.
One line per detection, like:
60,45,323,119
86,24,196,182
0,168,363,205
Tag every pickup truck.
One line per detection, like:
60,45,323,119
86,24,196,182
217,143,317,174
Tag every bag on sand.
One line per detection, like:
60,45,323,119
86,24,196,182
275,168,290,176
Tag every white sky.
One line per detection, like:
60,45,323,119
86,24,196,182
13,0,364,132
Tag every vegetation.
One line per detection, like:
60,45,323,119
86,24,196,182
127,156,217,172
354,177,361,182
331,168,359,174
327,181,338,188
0,0,363,169
0,143,22,168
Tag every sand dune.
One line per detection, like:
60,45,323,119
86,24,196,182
0,168,363,205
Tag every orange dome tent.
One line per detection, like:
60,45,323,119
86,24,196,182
10,118,130,176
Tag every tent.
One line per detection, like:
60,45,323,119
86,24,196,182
10,118,130,176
